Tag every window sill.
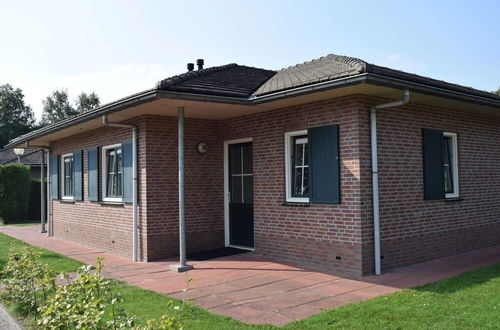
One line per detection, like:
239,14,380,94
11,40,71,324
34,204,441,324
445,197,463,202
60,199,75,203
282,202,310,207
99,201,124,206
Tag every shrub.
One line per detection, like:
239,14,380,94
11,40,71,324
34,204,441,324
0,246,55,317
0,163,32,223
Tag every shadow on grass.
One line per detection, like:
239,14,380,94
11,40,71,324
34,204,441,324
2,220,40,226
413,263,500,294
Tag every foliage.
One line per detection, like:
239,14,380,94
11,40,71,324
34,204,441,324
0,247,55,317
0,84,35,147
38,257,134,329
41,89,101,125
76,92,100,112
41,89,79,125
0,163,32,223
493,86,500,96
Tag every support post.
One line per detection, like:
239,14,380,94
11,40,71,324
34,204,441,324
170,106,193,272
41,149,47,233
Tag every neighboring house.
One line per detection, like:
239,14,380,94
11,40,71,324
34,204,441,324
6,54,500,279
0,147,46,178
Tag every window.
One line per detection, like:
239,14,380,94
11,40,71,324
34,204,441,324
61,153,74,199
443,132,459,198
102,144,123,201
285,130,309,203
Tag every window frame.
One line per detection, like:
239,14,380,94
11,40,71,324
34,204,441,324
102,143,123,202
285,130,309,203
443,132,459,199
61,153,74,200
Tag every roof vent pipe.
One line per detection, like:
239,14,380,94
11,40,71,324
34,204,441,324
196,59,204,70
187,63,194,72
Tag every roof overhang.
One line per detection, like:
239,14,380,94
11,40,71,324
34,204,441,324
7,73,500,148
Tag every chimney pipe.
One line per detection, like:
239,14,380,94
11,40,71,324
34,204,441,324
187,63,194,72
196,59,204,70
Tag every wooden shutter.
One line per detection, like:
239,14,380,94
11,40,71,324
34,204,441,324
422,128,445,200
88,147,99,201
122,139,133,203
50,155,59,200
308,124,340,204
73,150,83,201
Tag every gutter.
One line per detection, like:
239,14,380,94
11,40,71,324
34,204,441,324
370,89,410,275
6,73,500,149
102,115,139,262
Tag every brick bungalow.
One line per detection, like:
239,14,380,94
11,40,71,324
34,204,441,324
7,55,500,278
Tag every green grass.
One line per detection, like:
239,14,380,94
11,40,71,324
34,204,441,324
0,231,498,329
0,232,82,273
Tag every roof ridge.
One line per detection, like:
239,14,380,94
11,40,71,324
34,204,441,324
276,54,367,73
155,63,239,89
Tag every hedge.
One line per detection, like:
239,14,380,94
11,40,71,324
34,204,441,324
0,164,32,223
28,179,43,221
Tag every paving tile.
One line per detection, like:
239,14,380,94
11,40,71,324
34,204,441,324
0,225,498,326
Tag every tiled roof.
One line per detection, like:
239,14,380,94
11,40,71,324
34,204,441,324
254,54,366,96
156,64,276,98
155,54,500,101
0,147,44,165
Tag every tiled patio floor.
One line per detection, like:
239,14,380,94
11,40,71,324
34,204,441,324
1,225,499,325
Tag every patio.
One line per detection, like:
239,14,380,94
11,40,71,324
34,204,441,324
1,224,498,326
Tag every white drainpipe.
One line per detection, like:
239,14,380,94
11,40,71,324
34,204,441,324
102,115,138,262
371,89,410,275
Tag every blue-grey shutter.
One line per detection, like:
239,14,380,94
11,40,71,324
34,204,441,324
122,139,133,203
308,124,340,204
88,147,99,201
423,128,445,200
50,155,59,200
73,150,83,201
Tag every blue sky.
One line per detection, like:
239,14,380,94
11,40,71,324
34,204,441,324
1,0,499,120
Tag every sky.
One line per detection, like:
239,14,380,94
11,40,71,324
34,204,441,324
1,0,499,121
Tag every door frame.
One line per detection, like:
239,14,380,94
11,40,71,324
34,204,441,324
223,137,254,250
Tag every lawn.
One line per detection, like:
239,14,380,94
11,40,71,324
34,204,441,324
0,232,82,273
0,231,499,329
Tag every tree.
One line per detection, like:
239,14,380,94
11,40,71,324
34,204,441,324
493,87,500,96
0,84,35,147
41,89,78,125
75,92,100,112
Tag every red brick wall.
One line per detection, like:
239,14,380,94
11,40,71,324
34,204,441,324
48,94,500,279
359,96,500,273
142,116,225,260
223,96,367,278
50,117,147,259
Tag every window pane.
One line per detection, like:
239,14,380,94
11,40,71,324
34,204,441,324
230,147,242,175
231,176,242,203
443,137,454,194
242,145,252,174
291,135,309,198
243,176,253,203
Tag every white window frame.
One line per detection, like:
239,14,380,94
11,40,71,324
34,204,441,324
285,130,309,203
444,132,459,199
61,153,74,200
102,143,123,202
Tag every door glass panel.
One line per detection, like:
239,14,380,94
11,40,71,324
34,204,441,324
242,144,253,174
231,176,242,203
230,147,242,175
243,176,253,203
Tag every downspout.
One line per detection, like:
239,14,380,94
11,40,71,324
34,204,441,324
40,148,47,233
102,115,138,262
47,148,53,237
371,89,410,275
